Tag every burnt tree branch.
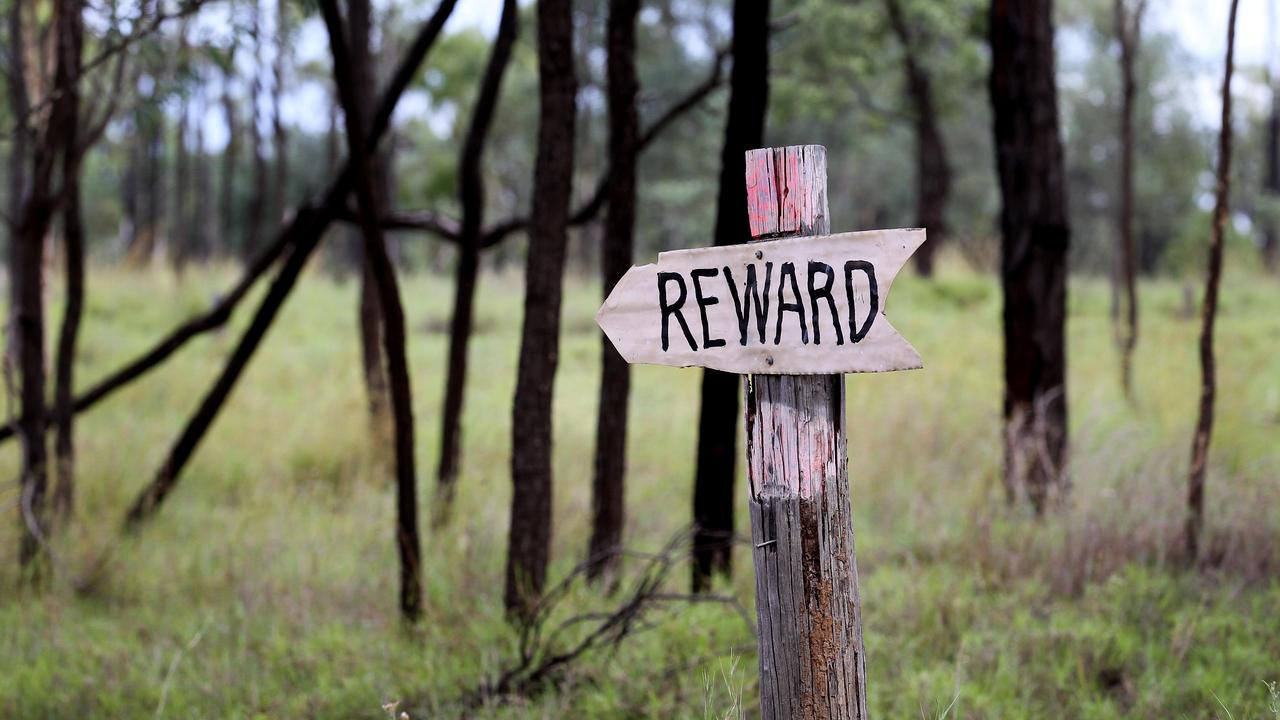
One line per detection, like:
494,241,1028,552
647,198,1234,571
121,0,460,530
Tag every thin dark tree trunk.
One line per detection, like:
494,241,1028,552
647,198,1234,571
5,0,27,231
885,0,951,278
272,0,289,224
989,0,1071,514
1185,0,1240,561
350,0,389,427
136,104,164,266
1114,0,1144,399
121,118,137,247
8,0,46,570
506,0,577,620
219,70,240,257
691,0,769,593
13,0,79,570
1264,69,1279,271
172,21,191,272
53,0,86,521
435,0,519,524
122,0,459,531
317,0,423,622
246,0,267,259
193,82,213,260
587,0,639,583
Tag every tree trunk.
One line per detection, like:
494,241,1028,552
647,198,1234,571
13,205,51,572
884,0,951,278
435,0,519,524
506,0,577,620
8,0,44,569
246,0,267,259
586,0,640,584
272,0,289,224
172,21,191,272
1264,70,1279,271
1186,0,1240,560
989,0,1071,515
317,0,424,622
219,73,240,257
350,0,389,428
5,0,27,232
135,103,165,266
192,83,213,260
53,0,86,521
692,0,769,593
1114,0,1143,399
121,0,460,531
12,0,79,571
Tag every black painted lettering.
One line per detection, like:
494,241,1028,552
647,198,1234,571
807,261,844,345
691,268,726,348
724,262,773,346
658,272,697,351
843,260,879,343
774,261,809,345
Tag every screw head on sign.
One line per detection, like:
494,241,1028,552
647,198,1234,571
765,355,774,366
755,250,763,259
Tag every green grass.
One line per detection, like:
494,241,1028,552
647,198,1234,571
1,257,1278,718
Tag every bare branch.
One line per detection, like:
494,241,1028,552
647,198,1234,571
0,222,297,447
477,45,730,249
335,204,461,238
442,529,754,712
2,0,212,139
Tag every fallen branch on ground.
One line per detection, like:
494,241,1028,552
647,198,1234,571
442,529,753,712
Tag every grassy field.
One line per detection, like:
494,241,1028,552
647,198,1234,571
1,258,1278,718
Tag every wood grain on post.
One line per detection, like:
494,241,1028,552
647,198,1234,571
744,145,868,719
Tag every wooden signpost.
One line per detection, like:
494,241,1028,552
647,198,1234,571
598,145,922,718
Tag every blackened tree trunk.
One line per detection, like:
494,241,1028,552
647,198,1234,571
587,0,640,583
272,0,290,224
172,21,191,272
1114,0,1145,399
8,0,45,569
135,103,165,266
692,0,769,593
1186,0,1240,560
506,0,577,620
13,0,79,570
1264,67,1279,271
193,82,213,260
5,0,27,232
13,194,51,572
885,0,952,278
435,0,519,524
318,0,424,622
246,0,268,259
989,0,1071,514
123,0,460,534
219,69,241,256
53,0,86,521
350,0,390,428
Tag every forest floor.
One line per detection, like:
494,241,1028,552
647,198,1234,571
1,259,1279,719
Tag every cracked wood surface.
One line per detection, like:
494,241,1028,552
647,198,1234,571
744,145,869,719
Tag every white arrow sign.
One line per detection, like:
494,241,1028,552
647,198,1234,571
596,228,924,375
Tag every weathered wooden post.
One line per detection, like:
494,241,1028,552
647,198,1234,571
596,144,921,719
743,145,865,718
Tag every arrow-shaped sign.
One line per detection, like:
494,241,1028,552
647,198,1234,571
596,228,923,375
